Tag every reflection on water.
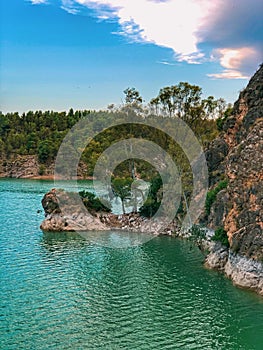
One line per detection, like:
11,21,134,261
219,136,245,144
79,229,155,248
1,179,263,350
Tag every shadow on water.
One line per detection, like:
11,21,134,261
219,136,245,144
41,229,155,251
40,231,87,253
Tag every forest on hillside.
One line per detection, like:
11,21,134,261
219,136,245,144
0,82,232,218
0,82,231,170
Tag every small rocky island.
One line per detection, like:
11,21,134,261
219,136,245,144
40,188,178,234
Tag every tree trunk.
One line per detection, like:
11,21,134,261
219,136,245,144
121,199,126,214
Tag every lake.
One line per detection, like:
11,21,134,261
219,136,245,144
0,179,263,349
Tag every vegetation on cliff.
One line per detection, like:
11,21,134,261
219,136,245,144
203,64,263,260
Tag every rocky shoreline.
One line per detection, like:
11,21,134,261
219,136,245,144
40,189,179,235
40,189,263,296
204,238,263,296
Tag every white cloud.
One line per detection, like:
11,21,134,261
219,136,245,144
30,0,262,78
75,0,215,62
61,0,80,14
208,47,261,79
30,0,48,4
207,70,249,80
61,6,79,14
215,47,259,70
157,61,177,66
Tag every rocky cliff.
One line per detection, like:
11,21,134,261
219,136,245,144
204,64,263,294
0,155,90,179
206,64,263,260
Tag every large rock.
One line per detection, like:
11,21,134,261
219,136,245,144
205,241,263,295
40,189,108,231
205,64,263,261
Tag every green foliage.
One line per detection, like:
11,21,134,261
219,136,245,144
139,176,162,217
150,82,227,125
216,104,233,131
0,82,224,175
205,180,228,216
0,109,83,161
139,198,161,217
111,177,133,214
79,190,111,213
38,164,46,176
212,227,229,247
188,224,206,245
37,140,54,163
123,87,142,104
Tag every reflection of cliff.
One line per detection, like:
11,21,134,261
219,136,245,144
205,64,263,262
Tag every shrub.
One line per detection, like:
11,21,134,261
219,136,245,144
212,227,229,247
139,198,160,217
188,224,206,245
38,164,46,175
139,176,162,217
79,190,111,213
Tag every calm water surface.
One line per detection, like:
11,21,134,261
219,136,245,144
0,179,263,349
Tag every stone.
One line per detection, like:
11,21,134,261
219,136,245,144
204,64,263,263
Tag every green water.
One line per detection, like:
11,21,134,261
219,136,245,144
0,179,262,349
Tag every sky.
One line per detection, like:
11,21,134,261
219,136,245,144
0,0,262,113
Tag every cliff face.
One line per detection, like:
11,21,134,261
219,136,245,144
0,155,90,179
206,64,263,261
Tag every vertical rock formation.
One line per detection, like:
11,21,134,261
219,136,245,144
204,64,263,294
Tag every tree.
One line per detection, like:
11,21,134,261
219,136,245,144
153,82,203,122
139,176,162,217
149,97,160,115
158,86,173,116
123,87,143,104
111,177,133,214
122,87,143,116
37,140,54,163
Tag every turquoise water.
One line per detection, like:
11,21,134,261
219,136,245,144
0,179,263,349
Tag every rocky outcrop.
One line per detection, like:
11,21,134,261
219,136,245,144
224,253,263,294
202,64,263,295
40,189,108,231
204,240,263,295
0,155,42,178
205,64,263,262
40,189,180,234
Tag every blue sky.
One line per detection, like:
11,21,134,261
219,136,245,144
1,0,262,113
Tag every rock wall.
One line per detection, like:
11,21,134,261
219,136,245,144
205,64,263,262
205,241,263,295
0,155,90,179
0,155,44,178
203,64,263,295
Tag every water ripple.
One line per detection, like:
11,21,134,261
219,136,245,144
1,179,263,349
